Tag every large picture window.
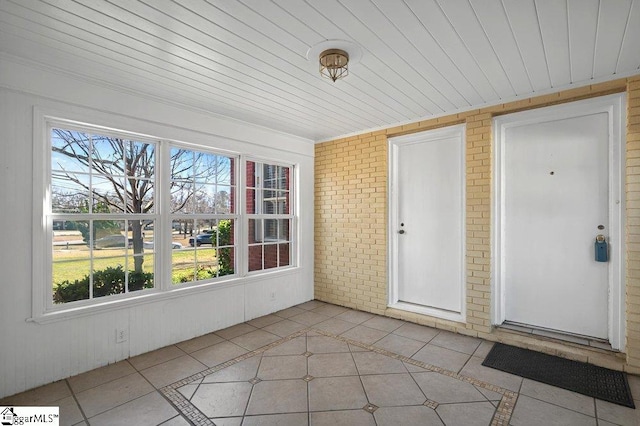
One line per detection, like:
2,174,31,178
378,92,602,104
43,120,295,310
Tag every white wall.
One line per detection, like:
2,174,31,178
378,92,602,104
0,56,315,398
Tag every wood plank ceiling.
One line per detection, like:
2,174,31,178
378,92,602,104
1,0,639,142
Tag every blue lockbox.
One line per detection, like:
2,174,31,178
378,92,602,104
595,235,608,262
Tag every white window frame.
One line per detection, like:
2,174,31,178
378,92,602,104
31,112,298,322
246,157,296,273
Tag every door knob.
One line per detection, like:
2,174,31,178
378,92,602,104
398,230,405,234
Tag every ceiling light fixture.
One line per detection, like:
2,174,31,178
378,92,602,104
319,49,349,82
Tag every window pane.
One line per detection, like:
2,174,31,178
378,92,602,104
249,219,261,244
218,247,234,276
248,245,263,272
128,254,154,292
93,220,125,248
51,129,90,174
246,188,257,214
51,175,89,213
127,141,155,179
194,184,216,213
278,219,290,241
52,220,91,304
263,244,278,270
170,148,194,182
196,246,217,281
215,186,232,214
279,243,290,267
91,135,124,175
92,176,125,213
93,258,126,298
247,161,257,188
170,183,194,214
173,246,196,284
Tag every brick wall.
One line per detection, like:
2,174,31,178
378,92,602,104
315,76,640,370
627,76,640,370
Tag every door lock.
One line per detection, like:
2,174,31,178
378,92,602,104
398,230,405,234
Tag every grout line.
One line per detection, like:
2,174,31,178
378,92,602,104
64,379,89,425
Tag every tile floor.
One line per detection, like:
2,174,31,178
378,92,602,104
2,300,639,425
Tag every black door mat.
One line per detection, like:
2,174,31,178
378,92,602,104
482,343,635,408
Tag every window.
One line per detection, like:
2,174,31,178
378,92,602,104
50,128,156,304
247,161,293,272
43,120,296,310
169,148,236,283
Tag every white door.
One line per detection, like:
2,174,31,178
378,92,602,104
495,95,624,345
389,125,465,322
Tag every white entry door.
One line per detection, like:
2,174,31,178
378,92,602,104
494,95,625,346
389,125,465,322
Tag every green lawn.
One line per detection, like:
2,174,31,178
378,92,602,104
53,247,218,285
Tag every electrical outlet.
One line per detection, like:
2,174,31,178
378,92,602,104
116,328,128,344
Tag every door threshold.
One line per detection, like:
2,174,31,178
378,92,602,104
499,321,615,352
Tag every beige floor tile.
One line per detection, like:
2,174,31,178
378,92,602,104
519,378,595,416
296,300,327,310
360,373,426,407
245,380,308,415
335,310,375,324
308,376,368,412
312,318,358,335
459,356,523,392
412,344,471,373
0,380,71,405
412,371,489,404
392,322,439,343
311,304,349,318
128,345,185,371
429,330,482,355
75,372,154,417
340,325,388,345
246,314,283,328
308,352,358,377
263,336,307,356
361,316,404,332
274,306,306,318
436,401,498,426
374,406,444,426
511,395,597,426
190,382,253,417
191,341,248,367
67,361,135,393
210,417,243,426
177,383,198,400
175,332,224,353
230,329,281,351
595,398,640,426
373,333,425,358
56,395,84,426
307,335,350,353
311,410,375,426
215,323,258,340
87,391,177,426
472,340,495,359
202,356,261,383
258,355,308,380
243,412,309,425
262,319,307,337
290,311,331,326
140,355,206,388
352,351,407,375
160,415,191,426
